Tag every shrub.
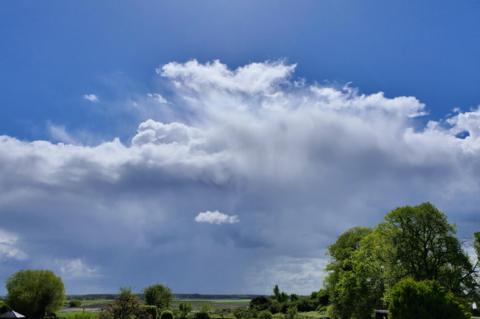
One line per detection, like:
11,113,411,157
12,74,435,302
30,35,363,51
178,302,192,319
233,308,256,319
141,305,158,319
160,310,173,319
296,298,317,312
250,296,272,311
193,312,210,319
0,300,10,314
284,306,297,319
69,300,82,308
387,278,469,319
268,301,281,314
257,311,272,319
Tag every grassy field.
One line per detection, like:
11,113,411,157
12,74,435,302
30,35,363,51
172,299,250,310
57,298,324,319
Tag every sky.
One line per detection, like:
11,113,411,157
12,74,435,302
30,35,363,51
0,0,480,295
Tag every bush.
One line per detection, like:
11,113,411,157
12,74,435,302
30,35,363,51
178,303,192,319
69,300,82,308
193,312,210,319
296,298,317,312
268,301,281,314
284,306,297,319
160,310,173,319
257,311,272,319
233,309,256,319
141,305,158,319
250,296,272,311
387,278,469,319
0,300,10,314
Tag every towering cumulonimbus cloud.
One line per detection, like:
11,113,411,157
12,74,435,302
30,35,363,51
0,60,479,294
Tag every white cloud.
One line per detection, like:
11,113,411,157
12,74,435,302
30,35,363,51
195,210,239,225
0,229,27,261
158,59,295,94
48,124,78,144
1,60,480,293
56,258,98,278
83,94,99,103
147,93,168,104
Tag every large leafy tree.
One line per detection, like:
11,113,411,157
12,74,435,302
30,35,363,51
6,270,65,319
325,227,374,319
325,203,479,318
143,284,173,310
383,203,477,297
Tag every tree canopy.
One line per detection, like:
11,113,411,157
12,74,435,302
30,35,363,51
6,270,65,319
143,284,173,310
325,202,479,318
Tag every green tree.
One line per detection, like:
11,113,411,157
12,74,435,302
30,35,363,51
6,269,65,319
325,203,479,318
382,203,477,297
99,288,148,319
387,278,469,319
325,227,374,319
144,284,173,310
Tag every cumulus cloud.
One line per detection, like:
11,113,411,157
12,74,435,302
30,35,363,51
56,258,98,278
195,211,239,225
83,94,99,103
1,60,480,294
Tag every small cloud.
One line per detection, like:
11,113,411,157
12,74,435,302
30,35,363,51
195,210,239,225
83,94,99,103
0,229,27,261
147,93,168,104
56,258,98,278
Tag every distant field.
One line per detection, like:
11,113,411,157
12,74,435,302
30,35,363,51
172,299,250,310
57,311,99,319
61,298,251,311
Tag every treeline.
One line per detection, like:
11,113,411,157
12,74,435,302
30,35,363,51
66,294,260,301
240,285,329,319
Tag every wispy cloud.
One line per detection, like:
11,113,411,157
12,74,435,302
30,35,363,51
147,93,168,104
47,124,78,144
0,229,27,261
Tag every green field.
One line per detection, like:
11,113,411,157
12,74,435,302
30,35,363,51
57,298,325,319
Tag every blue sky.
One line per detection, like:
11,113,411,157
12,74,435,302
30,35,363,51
2,0,480,141
1,0,480,295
